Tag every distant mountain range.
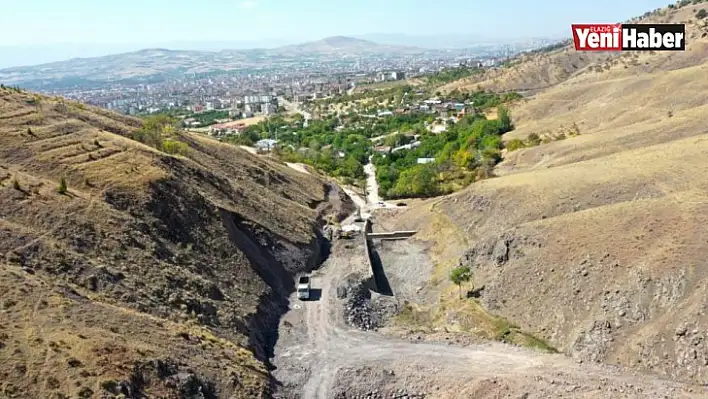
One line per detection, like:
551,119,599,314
273,36,424,55
0,37,441,87
0,35,566,88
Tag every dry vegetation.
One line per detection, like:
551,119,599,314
439,3,708,95
381,1,708,386
0,88,351,398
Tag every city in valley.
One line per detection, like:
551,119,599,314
2,1,708,398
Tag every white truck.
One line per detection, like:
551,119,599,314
297,276,311,300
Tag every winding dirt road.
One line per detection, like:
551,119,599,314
272,233,702,398
273,167,701,397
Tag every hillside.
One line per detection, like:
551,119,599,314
378,1,708,386
0,87,352,398
276,36,424,55
440,2,708,95
0,37,424,87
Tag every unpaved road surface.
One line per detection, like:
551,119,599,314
285,162,311,175
272,238,703,398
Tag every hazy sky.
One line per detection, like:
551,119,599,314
2,0,670,46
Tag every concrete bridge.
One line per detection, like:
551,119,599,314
365,231,417,240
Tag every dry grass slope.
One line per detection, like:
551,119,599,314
384,1,708,386
0,88,349,398
440,4,708,95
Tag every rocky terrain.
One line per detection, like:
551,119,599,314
0,87,352,398
380,1,708,389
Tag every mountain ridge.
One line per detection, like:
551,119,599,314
0,36,427,86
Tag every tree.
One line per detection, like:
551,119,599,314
450,265,472,299
697,8,707,19
497,105,513,133
57,177,68,195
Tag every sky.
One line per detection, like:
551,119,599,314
0,0,671,67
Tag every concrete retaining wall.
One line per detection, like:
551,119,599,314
363,219,393,295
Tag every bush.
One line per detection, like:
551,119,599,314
525,133,542,147
505,139,526,152
161,139,189,155
12,178,20,190
58,177,67,194
697,8,707,19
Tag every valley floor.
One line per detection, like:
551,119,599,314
270,213,704,399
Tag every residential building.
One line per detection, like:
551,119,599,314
262,103,277,115
417,158,435,164
390,71,405,81
255,139,279,152
244,95,260,105
209,121,248,136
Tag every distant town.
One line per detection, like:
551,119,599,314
14,37,560,122
51,58,496,119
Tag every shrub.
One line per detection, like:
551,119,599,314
526,133,542,147
161,139,189,155
12,178,20,190
57,177,67,194
505,139,526,152
697,8,707,19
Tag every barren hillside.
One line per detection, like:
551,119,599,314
0,87,351,398
440,3,708,95
379,1,708,387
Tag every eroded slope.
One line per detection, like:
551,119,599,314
0,88,351,398
382,2,708,386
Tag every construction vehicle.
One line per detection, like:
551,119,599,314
297,276,311,300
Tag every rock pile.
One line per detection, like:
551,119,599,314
343,276,399,331
345,283,379,330
335,390,427,399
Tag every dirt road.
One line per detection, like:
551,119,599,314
272,237,702,398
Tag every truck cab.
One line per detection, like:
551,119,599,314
297,276,311,300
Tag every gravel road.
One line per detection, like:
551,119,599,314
271,236,703,398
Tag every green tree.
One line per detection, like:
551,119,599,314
393,164,439,198
58,177,68,195
497,105,513,133
450,265,472,299
697,8,707,19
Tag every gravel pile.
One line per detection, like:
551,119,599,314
345,282,379,330
334,389,427,399
342,271,401,330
